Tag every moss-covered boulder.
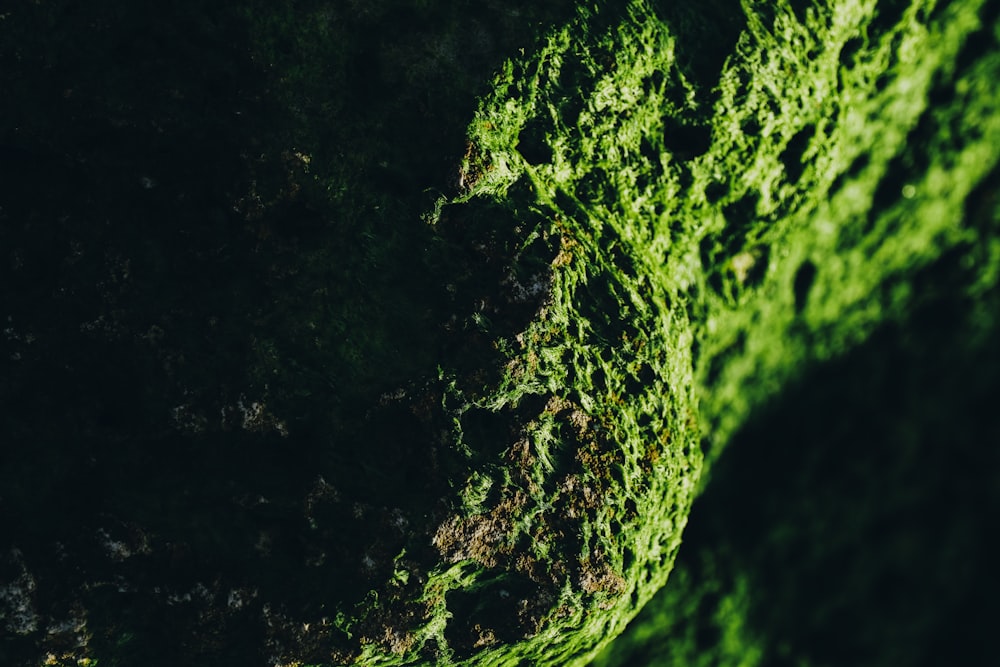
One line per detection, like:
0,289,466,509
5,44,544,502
1,0,996,666
443,0,999,663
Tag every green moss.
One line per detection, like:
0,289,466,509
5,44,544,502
408,0,999,663
2,0,996,665
594,244,1000,666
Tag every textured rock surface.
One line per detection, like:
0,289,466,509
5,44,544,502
1,0,997,666
461,1,999,663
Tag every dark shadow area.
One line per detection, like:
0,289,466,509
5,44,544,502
0,1,578,664
650,0,746,92
444,572,540,656
679,242,1000,666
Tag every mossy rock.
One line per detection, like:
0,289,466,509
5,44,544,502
1,0,997,666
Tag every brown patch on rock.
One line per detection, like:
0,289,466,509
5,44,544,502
431,491,528,569
577,550,627,603
551,233,578,268
543,395,594,443
505,437,536,477
558,474,603,518
353,596,431,659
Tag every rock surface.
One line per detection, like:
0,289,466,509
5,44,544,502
1,1,997,666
